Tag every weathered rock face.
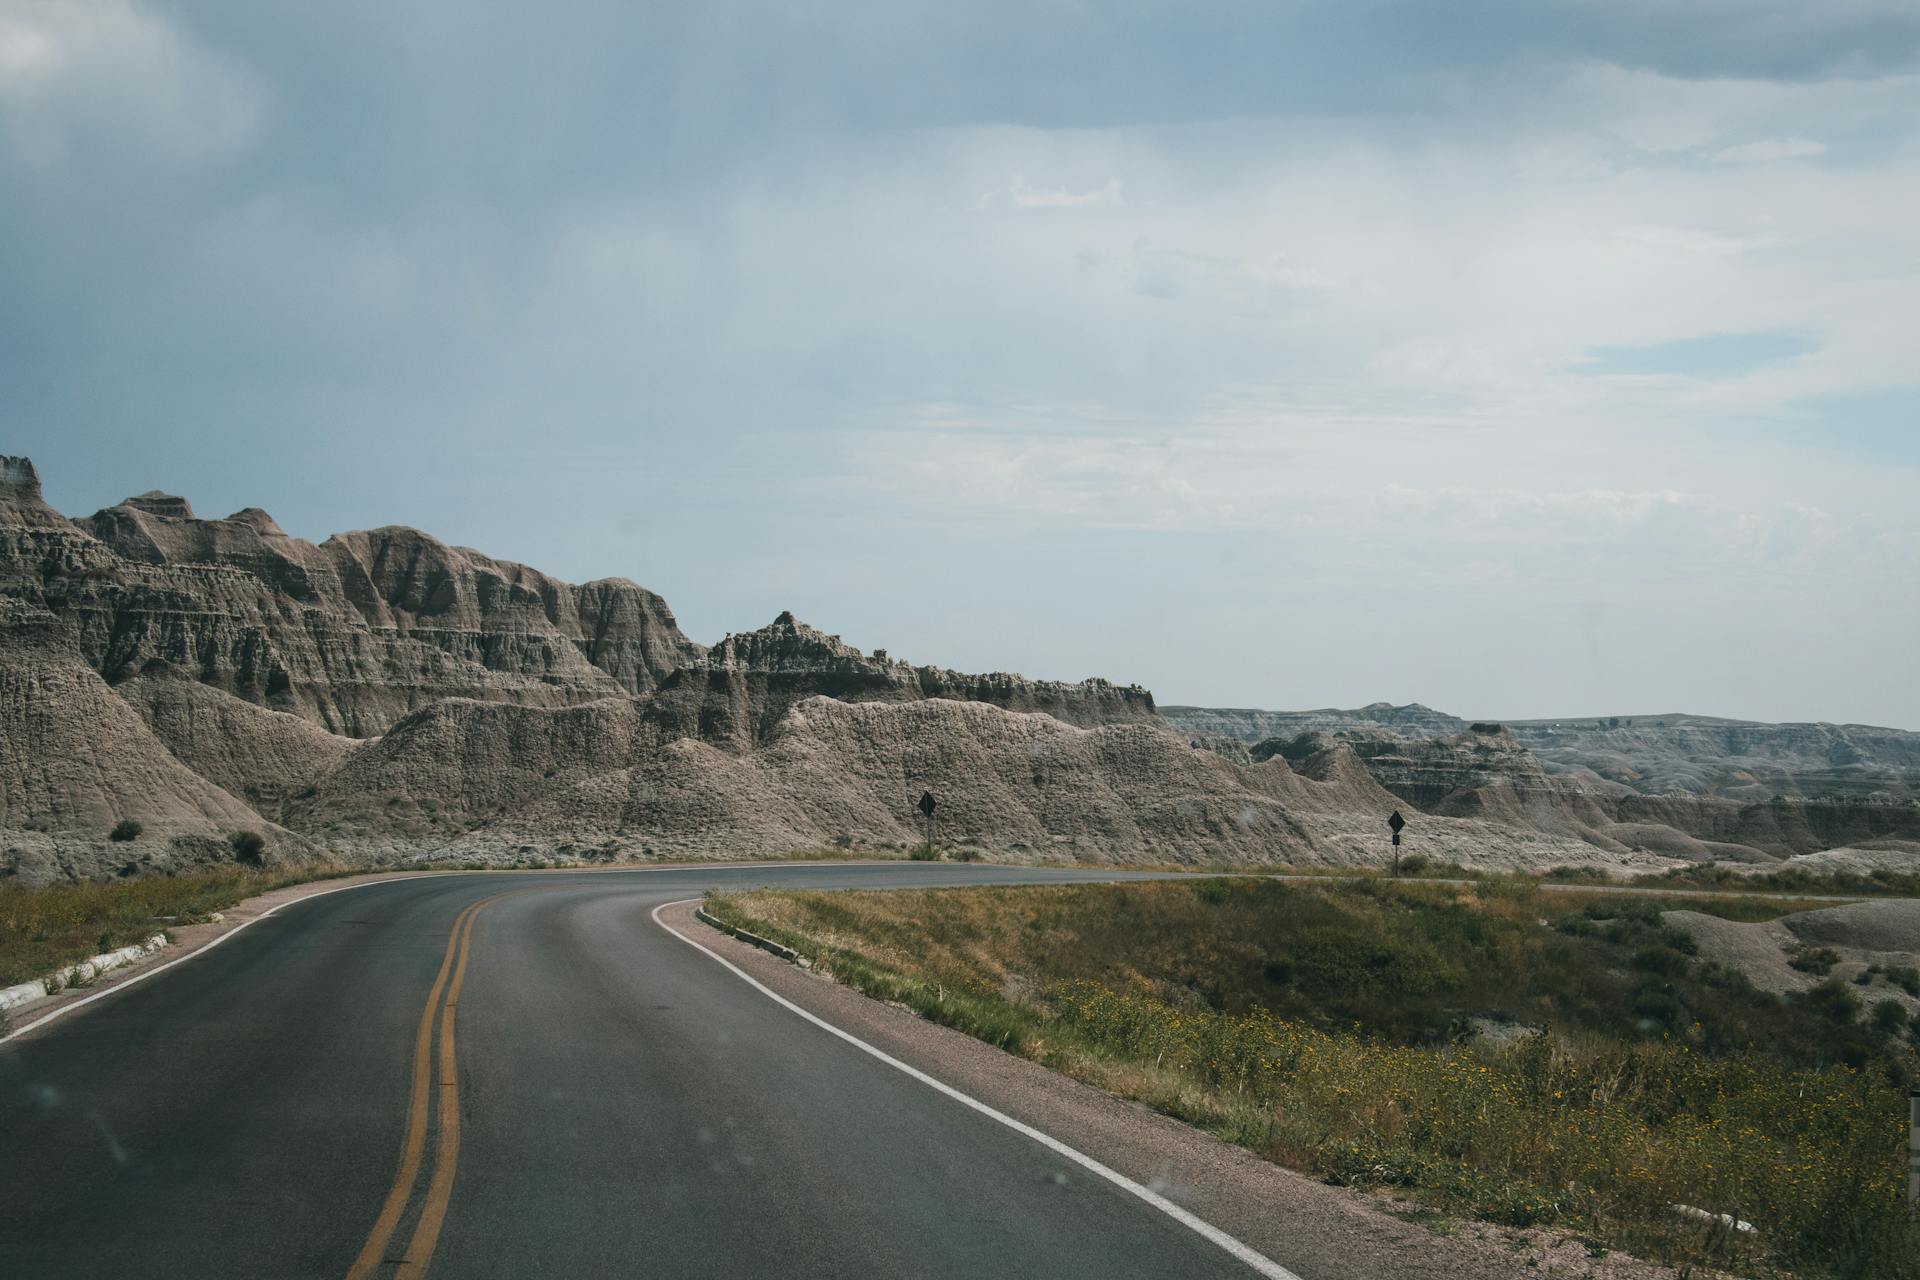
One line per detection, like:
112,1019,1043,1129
1287,724,1565,814
4,459,1154,745
350,694,1609,871
1164,702,1467,743
1251,723,1920,861
7,452,1911,881
286,695,656,841
114,669,360,821
0,457,125,597
1170,699,1920,806
1506,715,1920,801
0,457,708,737
0,457,1189,875
646,611,1160,749
0,600,293,881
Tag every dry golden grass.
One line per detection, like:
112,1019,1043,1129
0,861,369,988
707,878,1919,1278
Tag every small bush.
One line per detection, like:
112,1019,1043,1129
108,819,143,843
228,830,267,864
1631,945,1689,978
708,879,1920,1278
1788,946,1840,975
0,860,361,987
907,841,939,862
1799,978,1862,1023
1872,1000,1910,1034
1885,965,1920,997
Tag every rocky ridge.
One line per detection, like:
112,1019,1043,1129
1165,702,1920,805
0,457,1251,881
1163,701,1468,742
1233,721,1920,864
8,454,1913,883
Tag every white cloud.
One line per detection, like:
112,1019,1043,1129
0,0,262,160
1712,136,1828,164
1006,176,1123,209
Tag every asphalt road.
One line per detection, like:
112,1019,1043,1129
0,864,1284,1280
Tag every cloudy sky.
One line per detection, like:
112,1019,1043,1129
4,2,1917,726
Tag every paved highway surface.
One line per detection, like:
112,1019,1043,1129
1,864,1291,1280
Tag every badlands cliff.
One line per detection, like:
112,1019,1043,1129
19,455,1491,881
4,454,1914,883
1167,707,1920,868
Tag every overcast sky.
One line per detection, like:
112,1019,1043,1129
4,2,1917,726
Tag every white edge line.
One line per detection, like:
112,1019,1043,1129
651,898,1303,1280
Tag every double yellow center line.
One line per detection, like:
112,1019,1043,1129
345,893,504,1280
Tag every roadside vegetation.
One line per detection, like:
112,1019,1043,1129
0,862,366,988
0,842,923,993
1652,862,1920,900
705,877,1920,1278
1113,853,1920,901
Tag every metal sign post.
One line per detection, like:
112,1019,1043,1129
1387,810,1406,875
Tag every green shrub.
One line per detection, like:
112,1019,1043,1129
1872,1000,1910,1034
1789,946,1840,975
708,878,1920,1275
1799,978,1862,1023
228,830,267,864
1,860,358,986
108,819,142,843
1631,945,1689,977
907,841,939,862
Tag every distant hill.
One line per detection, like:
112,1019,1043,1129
5,451,1915,883
20,455,1582,881
1164,704,1920,803
1160,702,1468,741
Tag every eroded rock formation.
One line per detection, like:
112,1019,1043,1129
0,456,1201,879
8,453,1912,882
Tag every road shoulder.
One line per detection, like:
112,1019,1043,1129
658,898,1708,1280
0,870,459,1041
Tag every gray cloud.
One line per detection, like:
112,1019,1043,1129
4,2,1918,725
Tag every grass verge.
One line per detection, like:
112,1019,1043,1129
0,861,374,988
704,878,1920,1278
0,846,921,991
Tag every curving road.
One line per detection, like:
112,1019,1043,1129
0,864,1289,1280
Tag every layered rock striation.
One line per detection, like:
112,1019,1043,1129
1247,722,1920,862
646,611,1158,749
0,457,1199,878
1162,701,1466,743
10,453,1912,882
